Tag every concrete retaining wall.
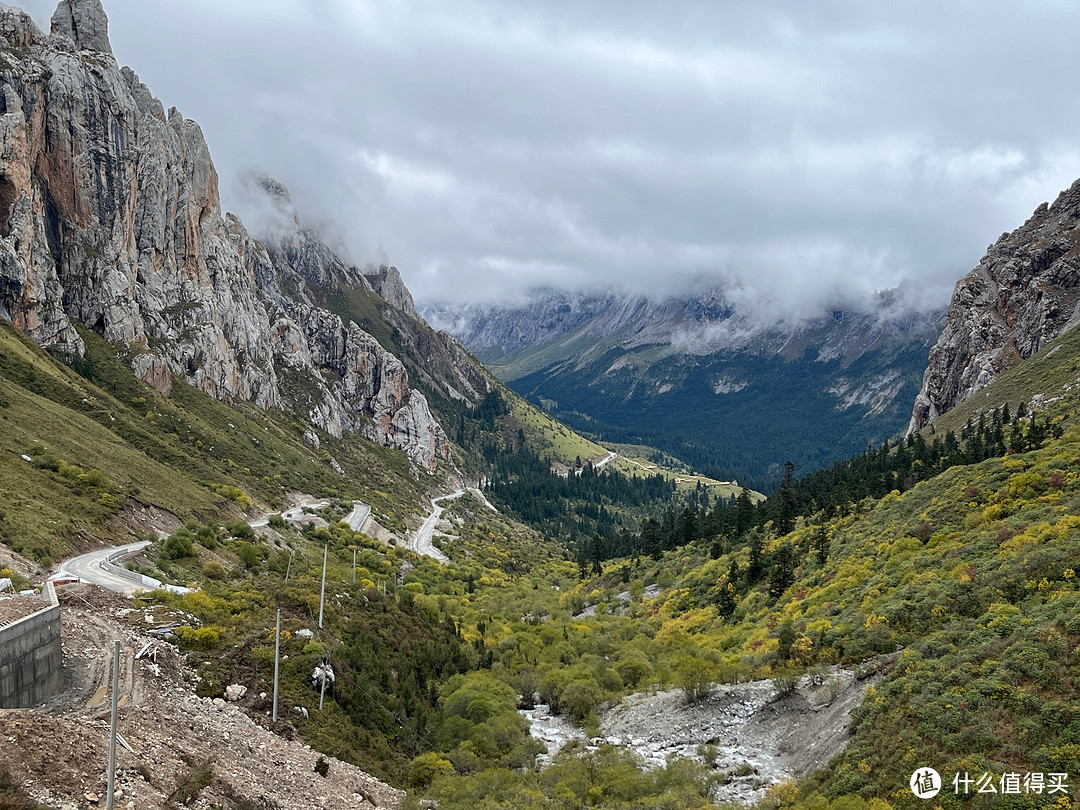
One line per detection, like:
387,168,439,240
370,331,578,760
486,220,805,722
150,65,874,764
0,582,62,708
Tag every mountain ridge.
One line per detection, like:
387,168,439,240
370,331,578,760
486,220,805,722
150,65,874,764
911,177,1080,432
0,0,491,473
427,288,942,488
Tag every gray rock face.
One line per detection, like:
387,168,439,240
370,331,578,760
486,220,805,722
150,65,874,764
253,195,490,414
293,301,450,467
366,265,419,321
50,0,111,54
909,179,1080,431
0,3,450,471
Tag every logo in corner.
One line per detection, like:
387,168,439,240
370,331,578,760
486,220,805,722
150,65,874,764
910,768,941,799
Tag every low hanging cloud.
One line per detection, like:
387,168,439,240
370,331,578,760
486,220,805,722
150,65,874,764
17,0,1080,320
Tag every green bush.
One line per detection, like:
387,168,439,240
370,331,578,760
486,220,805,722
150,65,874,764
559,677,603,722
675,656,715,705
175,625,222,650
234,541,262,569
162,529,196,559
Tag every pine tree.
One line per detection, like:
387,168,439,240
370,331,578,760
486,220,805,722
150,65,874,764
735,488,756,536
774,461,798,535
811,525,829,565
768,544,796,598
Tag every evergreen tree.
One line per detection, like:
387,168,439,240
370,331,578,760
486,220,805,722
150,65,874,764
746,530,765,584
735,488,755,536
774,461,798,535
768,544,796,599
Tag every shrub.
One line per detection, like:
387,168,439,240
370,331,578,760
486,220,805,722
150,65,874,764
234,541,262,569
773,670,800,697
675,657,715,705
302,641,326,657
615,650,653,688
162,529,196,559
166,759,213,806
175,625,222,650
559,677,604,722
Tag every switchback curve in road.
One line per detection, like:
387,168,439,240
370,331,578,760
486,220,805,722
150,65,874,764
61,541,151,597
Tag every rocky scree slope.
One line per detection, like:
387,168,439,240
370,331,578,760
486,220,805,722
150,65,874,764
911,177,1080,431
0,0,456,471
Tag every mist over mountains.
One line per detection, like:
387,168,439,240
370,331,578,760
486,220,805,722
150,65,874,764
424,279,941,358
16,0,1080,314
428,286,943,491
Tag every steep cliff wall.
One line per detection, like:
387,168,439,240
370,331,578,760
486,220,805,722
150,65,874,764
910,179,1080,431
0,0,449,470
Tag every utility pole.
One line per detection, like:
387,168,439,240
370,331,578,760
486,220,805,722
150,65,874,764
284,549,294,582
318,544,327,628
272,609,281,723
319,654,328,711
106,640,120,810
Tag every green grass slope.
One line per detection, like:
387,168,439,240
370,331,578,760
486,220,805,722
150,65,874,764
925,321,1080,439
0,319,436,564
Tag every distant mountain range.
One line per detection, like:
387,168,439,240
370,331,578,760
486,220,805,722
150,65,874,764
425,290,943,490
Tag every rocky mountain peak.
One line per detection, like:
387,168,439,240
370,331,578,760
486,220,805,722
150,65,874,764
909,178,1080,432
50,0,111,54
0,4,41,46
0,4,452,471
366,264,419,320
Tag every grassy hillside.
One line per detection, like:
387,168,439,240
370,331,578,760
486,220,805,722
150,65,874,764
925,321,1080,439
13,314,1070,809
0,319,435,564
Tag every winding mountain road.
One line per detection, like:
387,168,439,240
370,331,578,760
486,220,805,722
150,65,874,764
409,492,458,564
62,540,152,597
408,487,498,564
62,489,463,592
63,498,371,596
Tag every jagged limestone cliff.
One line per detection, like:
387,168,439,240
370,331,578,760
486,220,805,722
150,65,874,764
0,0,452,470
910,178,1080,431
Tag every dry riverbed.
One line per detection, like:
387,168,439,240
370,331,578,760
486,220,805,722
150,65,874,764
524,661,890,805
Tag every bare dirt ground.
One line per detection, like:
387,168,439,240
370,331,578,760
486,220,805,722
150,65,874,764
0,583,402,810
0,543,43,580
0,594,48,626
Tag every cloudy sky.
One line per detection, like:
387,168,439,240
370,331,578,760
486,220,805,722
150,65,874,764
19,1,1080,316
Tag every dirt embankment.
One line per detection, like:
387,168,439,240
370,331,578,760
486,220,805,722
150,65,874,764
0,583,402,810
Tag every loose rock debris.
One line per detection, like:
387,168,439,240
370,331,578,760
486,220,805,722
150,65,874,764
0,583,402,809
